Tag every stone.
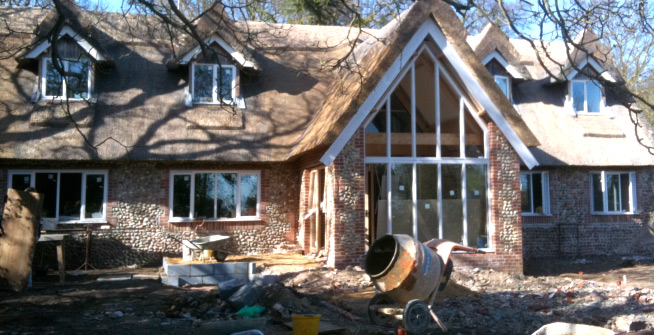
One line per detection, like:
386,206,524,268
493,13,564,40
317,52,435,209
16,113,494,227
228,281,264,310
217,278,248,299
111,311,124,319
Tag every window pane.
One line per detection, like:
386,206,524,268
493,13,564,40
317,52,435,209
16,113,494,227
415,53,437,158
586,81,601,113
45,60,63,97
85,174,104,219
194,173,215,218
607,174,620,212
440,75,460,157
218,67,233,102
464,107,484,158
11,174,31,191
173,175,191,217
193,65,213,103
391,164,413,236
66,59,90,99
620,174,631,212
365,106,387,157
417,164,439,242
390,77,412,157
59,173,82,221
520,174,532,213
35,173,57,218
592,174,604,212
442,164,463,244
533,173,543,213
217,173,237,218
572,81,585,113
240,174,258,216
370,164,389,238
466,165,487,248
495,76,509,98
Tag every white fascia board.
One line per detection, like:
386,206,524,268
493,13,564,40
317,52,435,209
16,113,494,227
320,19,539,169
482,50,523,80
567,57,616,83
23,26,105,61
179,35,254,68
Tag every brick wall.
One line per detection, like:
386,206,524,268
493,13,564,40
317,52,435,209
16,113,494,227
451,123,524,273
1,161,299,269
325,128,366,268
522,167,654,259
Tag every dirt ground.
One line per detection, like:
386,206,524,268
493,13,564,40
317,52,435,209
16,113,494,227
1,255,653,335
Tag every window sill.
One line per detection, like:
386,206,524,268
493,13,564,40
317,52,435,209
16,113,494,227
40,97,89,102
591,212,637,216
168,217,262,223
43,220,108,224
452,249,494,254
521,213,552,216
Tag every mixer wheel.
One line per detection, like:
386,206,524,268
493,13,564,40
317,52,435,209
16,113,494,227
368,293,396,326
403,299,430,334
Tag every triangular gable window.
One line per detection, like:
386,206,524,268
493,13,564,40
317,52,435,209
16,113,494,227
364,43,489,248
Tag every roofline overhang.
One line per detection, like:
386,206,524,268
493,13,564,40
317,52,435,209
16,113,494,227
19,25,109,62
173,35,256,69
560,57,616,83
318,19,539,170
482,49,524,80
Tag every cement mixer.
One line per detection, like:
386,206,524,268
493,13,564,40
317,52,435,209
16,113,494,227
365,234,483,333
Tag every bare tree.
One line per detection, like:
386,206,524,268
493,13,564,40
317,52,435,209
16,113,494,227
3,0,654,153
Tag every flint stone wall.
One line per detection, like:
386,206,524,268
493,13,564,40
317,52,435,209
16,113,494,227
522,167,654,260
2,162,298,270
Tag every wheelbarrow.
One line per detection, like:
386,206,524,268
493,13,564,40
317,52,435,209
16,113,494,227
365,234,483,333
168,234,231,262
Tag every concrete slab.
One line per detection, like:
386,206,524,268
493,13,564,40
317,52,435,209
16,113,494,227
201,275,227,285
234,262,249,274
133,274,160,280
178,276,203,286
213,263,236,275
97,274,133,281
166,264,191,276
190,264,215,276
161,275,178,287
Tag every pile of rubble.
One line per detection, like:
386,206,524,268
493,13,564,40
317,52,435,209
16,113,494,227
156,257,654,334
435,268,654,334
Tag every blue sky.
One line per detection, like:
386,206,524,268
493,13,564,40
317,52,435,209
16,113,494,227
91,0,124,12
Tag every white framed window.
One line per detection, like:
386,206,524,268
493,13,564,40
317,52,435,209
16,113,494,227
7,170,108,223
41,57,92,100
520,171,550,215
191,63,236,104
169,171,260,221
591,171,636,214
494,75,510,100
571,79,602,114
364,45,491,249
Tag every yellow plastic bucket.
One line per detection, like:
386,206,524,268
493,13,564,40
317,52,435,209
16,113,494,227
291,314,321,335
203,250,213,260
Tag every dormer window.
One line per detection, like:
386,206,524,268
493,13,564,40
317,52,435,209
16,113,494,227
571,79,602,113
191,63,236,104
41,57,91,100
494,75,510,99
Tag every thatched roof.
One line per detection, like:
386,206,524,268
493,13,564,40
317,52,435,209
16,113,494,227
17,0,113,64
468,25,654,166
466,24,531,80
0,6,356,162
0,0,540,164
290,0,539,158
